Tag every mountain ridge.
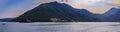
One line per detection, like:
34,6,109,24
102,7,120,21
10,1,120,22
11,1,100,22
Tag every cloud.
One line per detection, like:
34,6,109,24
105,0,119,6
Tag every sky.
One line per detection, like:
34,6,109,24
0,0,120,18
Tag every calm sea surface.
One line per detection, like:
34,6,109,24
0,22,120,32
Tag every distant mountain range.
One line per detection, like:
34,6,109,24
102,8,120,21
10,1,120,22
0,18,14,22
